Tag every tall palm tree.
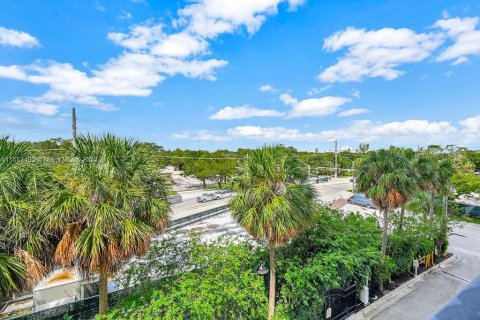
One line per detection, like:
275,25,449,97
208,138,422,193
414,154,439,222
356,150,416,291
397,148,419,230
230,146,317,320
437,157,455,220
0,137,51,298
44,134,170,315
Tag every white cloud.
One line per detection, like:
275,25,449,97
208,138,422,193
10,98,59,116
173,130,229,141
307,85,331,96
174,118,461,145
209,105,285,120
435,16,480,64
0,1,299,115
319,27,443,82
338,108,370,117
351,89,361,99
178,0,304,38
461,114,480,134
118,10,132,20
259,84,276,92
0,26,39,48
280,93,351,118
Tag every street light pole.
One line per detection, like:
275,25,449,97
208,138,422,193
352,161,355,193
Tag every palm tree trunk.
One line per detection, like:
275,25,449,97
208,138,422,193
429,192,435,222
381,210,388,256
268,242,276,320
399,204,406,230
442,194,448,220
379,209,389,292
98,269,108,315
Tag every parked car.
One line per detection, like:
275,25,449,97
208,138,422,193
347,194,375,208
197,192,215,203
212,190,228,199
316,176,329,183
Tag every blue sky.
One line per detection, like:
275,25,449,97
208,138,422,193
0,0,479,151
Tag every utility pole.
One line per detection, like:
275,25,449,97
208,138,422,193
72,107,77,147
352,160,355,193
334,140,338,178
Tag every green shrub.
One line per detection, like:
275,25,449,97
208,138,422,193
276,208,382,318
106,236,267,320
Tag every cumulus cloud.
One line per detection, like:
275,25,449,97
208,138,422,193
461,114,480,135
10,98,59,116
318,15,480,82
173,130,230,141
435,17,480,65
0,0,299,115
178,0,305,38
209,105,285,120
259,84,276,92
174,118,466,146
280,93,351,118
337,108,370,117
318,26,443,82
0,26,39,48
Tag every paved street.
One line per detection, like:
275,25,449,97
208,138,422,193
312,178,353,203
370,222,480,320
170,189,231,220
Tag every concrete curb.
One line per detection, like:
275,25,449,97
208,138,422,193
347,254,459,320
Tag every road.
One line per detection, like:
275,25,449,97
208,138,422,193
370,222,480,320
170,189,231,220
312,178,353,202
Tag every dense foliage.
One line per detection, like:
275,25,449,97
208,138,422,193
275,209,382,319
106,236,267,320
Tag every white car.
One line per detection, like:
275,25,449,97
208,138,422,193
212,190,232,199
196,193,215,203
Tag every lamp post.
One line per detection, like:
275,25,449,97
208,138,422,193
341,156,356,193
298,159,311,177
256,265,269,275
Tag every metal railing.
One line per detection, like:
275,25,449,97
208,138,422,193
167,204,229,231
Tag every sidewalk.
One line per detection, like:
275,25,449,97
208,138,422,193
348,254,460,320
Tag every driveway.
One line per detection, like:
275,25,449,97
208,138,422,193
370,222,480,320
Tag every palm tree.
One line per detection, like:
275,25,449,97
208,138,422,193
414,154,439,222
437,157,455,220
0,137,51,298
230,146,317,320
398,148,419,230
356,150,416,290
44,134,170,315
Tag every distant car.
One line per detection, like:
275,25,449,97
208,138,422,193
197,193,215,203
347,194,375,208
316,176,329,183
213,190,230,199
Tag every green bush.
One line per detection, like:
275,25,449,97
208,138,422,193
373,256,395,287
276,208,382,318
106,236,267,320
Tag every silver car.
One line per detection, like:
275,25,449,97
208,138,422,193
196,192,214,203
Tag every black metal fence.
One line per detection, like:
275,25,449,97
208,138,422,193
8,289,129,320
323,284,359,320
